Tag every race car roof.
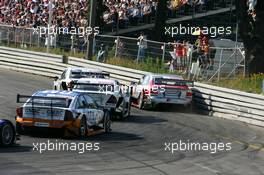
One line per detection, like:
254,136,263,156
34,90,81,98
77,78,116,85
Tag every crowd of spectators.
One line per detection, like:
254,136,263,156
0,0,232,30
0,0,88,28
102,0,230,30
102,0,157,29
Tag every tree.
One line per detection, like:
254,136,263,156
154,0,168,41
235,0,264,76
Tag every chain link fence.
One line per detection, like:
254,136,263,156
0,24,244,82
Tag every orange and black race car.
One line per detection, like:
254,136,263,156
15,90,112,137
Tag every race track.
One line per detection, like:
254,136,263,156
0,69,263,175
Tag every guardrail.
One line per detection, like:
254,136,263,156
193,83,264,127
0,46,263,127
0,46,146,85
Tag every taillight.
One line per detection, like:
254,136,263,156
64,110,74,121
186,90,192,97
16,107,23,118
106,95,117,104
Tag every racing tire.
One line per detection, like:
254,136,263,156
120,101,129,119
0,121,15,146
61,82,67,90
138,93,145,109
103,111,111,133
127,101,131,117
16,122,24,135
79,117,87,139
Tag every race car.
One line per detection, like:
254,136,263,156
53,67,110,90
72,78,131,119
131,73,193,109
15,90,112,138
0,119,16,146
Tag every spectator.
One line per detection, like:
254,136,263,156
97,44,107,62
116,38,124,57
137,32,147,61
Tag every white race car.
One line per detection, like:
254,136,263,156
53,67,110,90
131,73,193,109
15,90,112,137
72,78,131,119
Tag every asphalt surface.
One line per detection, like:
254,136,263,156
0,69,263,175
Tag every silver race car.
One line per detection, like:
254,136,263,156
131,73,193,109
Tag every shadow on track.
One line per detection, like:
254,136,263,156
0,145,32,153
83,131,144,142
144,104,195,113
117,115,167,124
19,130,143,142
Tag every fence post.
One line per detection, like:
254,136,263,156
22,29,25,47
162,43,166,64
7,28,10,46
115,36,119,58
0,30,2,44
136,41,140,64
14,28,17,46
262,79,264,94
217,49,223,82
37,33,40,48
187,49,193,79
29,29,32,47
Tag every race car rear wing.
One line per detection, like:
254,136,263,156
16,94,71,107
154,79,194,87
16,94,71,120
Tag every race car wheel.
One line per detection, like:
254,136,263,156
0,122,15,146
138,92,144,109
103,111,111,133
79,117,87,138
127,101,131,117
120,101,128,119
16,122,24,135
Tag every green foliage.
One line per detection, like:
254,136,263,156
214,74,264,94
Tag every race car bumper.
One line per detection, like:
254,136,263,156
144,96,192,106
16,117,80,129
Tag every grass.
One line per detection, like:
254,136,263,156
106,56,172,74
213,74,264,94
